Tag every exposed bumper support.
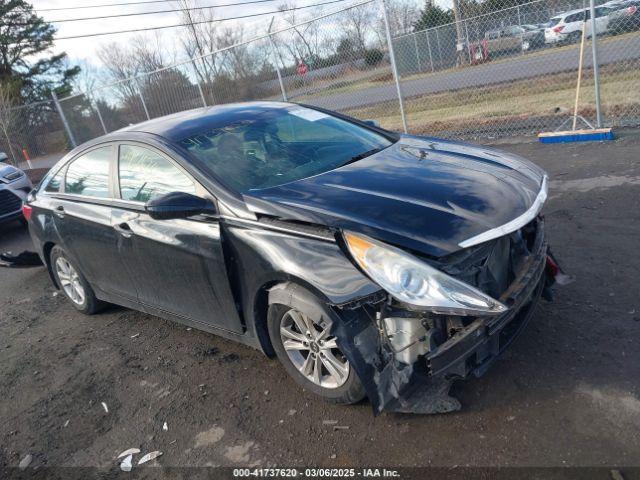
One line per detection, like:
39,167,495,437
427,242,547,380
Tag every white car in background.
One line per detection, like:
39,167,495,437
0,152,33,226
545,6,614,44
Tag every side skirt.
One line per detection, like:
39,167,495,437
95,290,263,351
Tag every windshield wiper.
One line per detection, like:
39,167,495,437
341,148,384,166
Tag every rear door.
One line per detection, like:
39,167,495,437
52,144,139,302
111,142,243,333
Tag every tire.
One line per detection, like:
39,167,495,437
567,31,581,44
50,246,104,315
267,302,366,405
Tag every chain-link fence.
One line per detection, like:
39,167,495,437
2,0,639,166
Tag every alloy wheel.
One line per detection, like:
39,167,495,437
279,309,350,389
55,257,86,306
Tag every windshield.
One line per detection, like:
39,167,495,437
178,106,393,193
548,17,562,26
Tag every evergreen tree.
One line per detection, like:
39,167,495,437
413,3,455,32
0,0,80,103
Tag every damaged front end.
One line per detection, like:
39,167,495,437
331,216,559,415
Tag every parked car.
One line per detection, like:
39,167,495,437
0,152,33,226
484,26,529,55
483,25,545,56
518,24,547,48
24,102,559,414
607,0,640,33
545,6,613,44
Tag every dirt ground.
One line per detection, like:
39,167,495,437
1,131,639,474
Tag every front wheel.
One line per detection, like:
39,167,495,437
267,303,365,405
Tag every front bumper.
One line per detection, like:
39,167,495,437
427,240,547,380
0,189,27,224
332,217,551,415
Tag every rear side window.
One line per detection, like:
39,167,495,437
566,11,588,22
65,146,112,198
118,145,196,203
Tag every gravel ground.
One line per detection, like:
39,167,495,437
1,132,639,473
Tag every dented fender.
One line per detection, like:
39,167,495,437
267,281,461,415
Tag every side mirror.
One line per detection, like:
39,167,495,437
144,192,217,220
0,152,8,163
363,119,380,128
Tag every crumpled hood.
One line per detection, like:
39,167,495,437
243,135,547,258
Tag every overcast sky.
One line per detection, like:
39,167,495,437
31,0,372,65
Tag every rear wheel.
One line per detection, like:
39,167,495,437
567,31,581,43
268,302,365,405
50,246,104,315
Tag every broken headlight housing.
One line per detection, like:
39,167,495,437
344,232,508,316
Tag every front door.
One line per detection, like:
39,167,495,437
112,143,243,333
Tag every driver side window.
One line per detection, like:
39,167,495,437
118,145,196,203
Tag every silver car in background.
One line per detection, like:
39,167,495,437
0,152,33,225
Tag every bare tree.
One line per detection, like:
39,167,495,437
276,2,318,64
131,34,177,73
173,0,222,83
70,59,100,97
215,26,254,80
0,81,19,165
340,5,376,54
97,42,141,111
388,0,420,36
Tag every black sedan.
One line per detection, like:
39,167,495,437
24,102,557,414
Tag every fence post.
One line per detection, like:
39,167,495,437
191,59,208,108
51,91,76,148
588,0,603,127
381,0,408,133
425,30,434,73
268,18,288,102
135,77,151,120
268,34,288,102
517,5,522,25
435,27,442,69
413,33,422,72
464,20,471,65
93,100,108,134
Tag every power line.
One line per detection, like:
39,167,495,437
25,0,280,25
36,0,189,12
13,0,350,43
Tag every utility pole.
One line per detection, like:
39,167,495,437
452,0,466,65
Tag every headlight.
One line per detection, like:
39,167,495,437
344,232,508,316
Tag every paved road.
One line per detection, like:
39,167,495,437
1,134,640,470
302,34,640,111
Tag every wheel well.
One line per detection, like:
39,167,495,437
254,282,279,357
255,280,336,357
42,242,58,288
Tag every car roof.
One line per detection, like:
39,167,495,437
117,101,296,142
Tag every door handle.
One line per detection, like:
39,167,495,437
53,205,65,218
113,222,133,238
